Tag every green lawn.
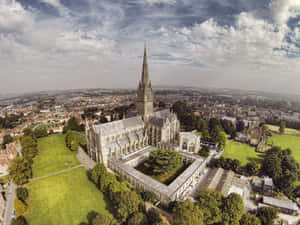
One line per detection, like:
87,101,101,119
223,141,264,165
26,167,112,225
33,134,80,178
266,124,300,135
135,161,190,185
268,133,300,163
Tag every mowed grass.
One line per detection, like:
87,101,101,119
135,161,190,185
33,134,80,177
268,133,300,163
223,141,264,165
26,167,112,225
266,124,300,135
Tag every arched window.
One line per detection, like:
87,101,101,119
182,142,187,150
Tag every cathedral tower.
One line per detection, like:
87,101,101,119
137,46,154,120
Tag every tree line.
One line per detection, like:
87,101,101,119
88,163,167,225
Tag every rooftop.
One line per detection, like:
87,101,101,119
263,196,299,212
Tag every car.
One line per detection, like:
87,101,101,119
11,210,16,219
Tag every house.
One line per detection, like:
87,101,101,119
247,127,266,147
263,177,274,196
235,132,247,143
203,168,248,199
251,176,274,196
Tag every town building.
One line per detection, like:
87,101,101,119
261,196,300,216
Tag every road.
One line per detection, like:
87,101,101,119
3,183,17,225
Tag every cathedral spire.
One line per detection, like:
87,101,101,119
137,45,154,119
141,44,149,84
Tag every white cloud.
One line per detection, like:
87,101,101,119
1,0,300,94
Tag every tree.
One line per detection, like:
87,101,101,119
127,212,149,225
145,149,183,175
9,157,32,185
14,198,27,216
217,131,227,150
22,128,34,137
91,213,114,225
65,130,78,151
196,189,223,225
173,200,204,225
2,134,13,149
16,187,29,202
141,191,157,202
261,147,300,195
90,163,107,188
63,117,82,133
147,208,162,225
113,191,141,223
240,213,261,225
279,121,285,134
198,146,210,157
20,136,38,160
10,216,28,225
245,161,259,176
33,126,48,138
222,193,244,225
256,207,278,225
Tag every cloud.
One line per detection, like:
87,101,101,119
0,0,300,94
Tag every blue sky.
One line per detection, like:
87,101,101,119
1,0,300,94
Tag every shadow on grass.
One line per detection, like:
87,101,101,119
246,153,265,165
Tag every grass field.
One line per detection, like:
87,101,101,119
222,141,264,165
26,167,112,225
266,124,300,135
32,134,80,178
268,133,300,163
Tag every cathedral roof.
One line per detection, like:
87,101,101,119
148,109,176,127
94,116,144,136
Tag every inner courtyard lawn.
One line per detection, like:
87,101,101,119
266,124,300,135
135,161,190,185
222,141,264,165
25,167,112,225
268,133,300,163
33,134,80,177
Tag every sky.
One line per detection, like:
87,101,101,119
1,0,300,94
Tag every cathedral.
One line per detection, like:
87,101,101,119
86,47,181,167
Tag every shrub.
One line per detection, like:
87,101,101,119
11,216,28,225
14,198,27,216
16,187,29,202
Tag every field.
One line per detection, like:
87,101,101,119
268,133,300,163
26,167,112,225
26,134,112,225
266,124,300,135
32,134,80,178
222,141,264,165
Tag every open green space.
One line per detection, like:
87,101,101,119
33,134,80,178
266,124,300,135
222,141,264,165
268,133,300,163
26,167,112,225
135,161,190,185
